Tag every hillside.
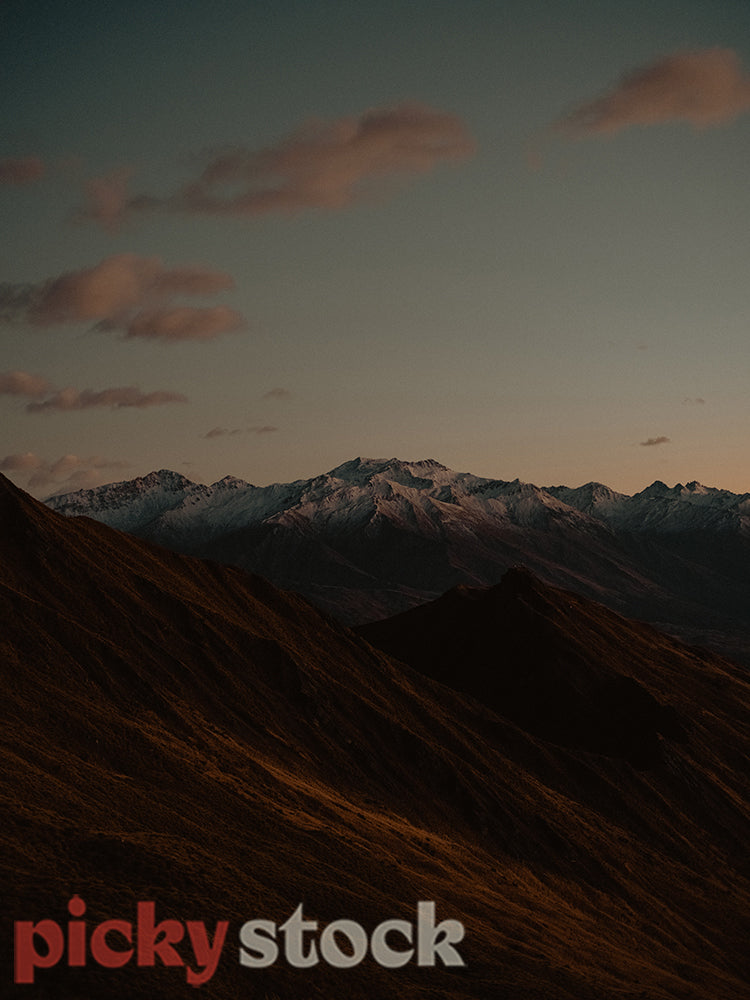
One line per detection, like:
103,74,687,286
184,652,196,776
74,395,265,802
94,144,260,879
3,472,750,998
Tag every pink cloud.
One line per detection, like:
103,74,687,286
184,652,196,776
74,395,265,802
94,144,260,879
0,254,244,342
0,157,45,184
79,166,135,231
125,305,245,342
557,48,750,137
1,452,130,494
148,266,235,298
0,370,53,397
125,103,475,219
29,454,87,485
0,451,43,472
0,368,186,413
26,385,188,413
27,254,235,326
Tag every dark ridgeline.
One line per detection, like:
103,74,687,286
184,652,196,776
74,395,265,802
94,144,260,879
2,472,749,998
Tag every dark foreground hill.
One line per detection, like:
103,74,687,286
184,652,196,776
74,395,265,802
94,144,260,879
2,473,750,998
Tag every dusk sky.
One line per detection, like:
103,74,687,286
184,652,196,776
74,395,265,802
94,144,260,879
2,0,749,497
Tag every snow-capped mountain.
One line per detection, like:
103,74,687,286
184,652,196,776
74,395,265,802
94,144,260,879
47,457,750,664
549,478,750,533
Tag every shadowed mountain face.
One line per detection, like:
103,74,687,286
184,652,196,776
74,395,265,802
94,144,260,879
3,473,750,999
46,458,750,665
359,568,689,768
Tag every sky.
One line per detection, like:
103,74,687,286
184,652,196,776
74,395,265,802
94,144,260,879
1,0,749,498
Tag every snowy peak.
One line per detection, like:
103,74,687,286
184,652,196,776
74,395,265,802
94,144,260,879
45,458,750,542
549,481,626,506
49,468,196,507
210,474,252,491
616,479,750,532
327,456,450,490
41,459,750,661
45,469,204,532
636,480,715,500
637,480,673,499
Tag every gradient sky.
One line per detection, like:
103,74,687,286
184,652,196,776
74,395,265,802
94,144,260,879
2,0,749,497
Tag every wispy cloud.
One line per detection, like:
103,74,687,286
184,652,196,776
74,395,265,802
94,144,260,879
203,426,243,439
0,451,43,472
0,157,45,184
25,386,188,413
555,48,750,138
263,386,292,400
682,397,706,406
0,452,130,493
0,370,53,397
125,305,245,342
0,254,245,342
77,166,135,232
0,368,187,413
640,435,671,447
203,424,278,439
118,103,474,222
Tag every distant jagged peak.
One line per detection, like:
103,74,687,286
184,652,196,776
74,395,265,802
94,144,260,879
635,479,708,499
637,479,722,501
327,456,395,481
57,468,196,502
570,481,625,501
210,473,252,491
327,456,450,489
136,469,197,492
547,480,628,515
637,480,672,498
407,458,450,473
46,468,201,523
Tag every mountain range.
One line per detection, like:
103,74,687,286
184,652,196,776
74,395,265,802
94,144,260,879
47,457,750,665
3,470,750,998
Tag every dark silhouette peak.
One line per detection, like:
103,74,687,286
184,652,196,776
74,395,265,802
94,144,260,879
360,567,693,767
499,564,544,594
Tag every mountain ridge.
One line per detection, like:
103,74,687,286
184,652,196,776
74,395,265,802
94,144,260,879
44,457,750,541
44,457,750,664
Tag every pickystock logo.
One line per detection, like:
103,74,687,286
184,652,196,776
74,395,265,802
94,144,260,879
14,896,466,986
